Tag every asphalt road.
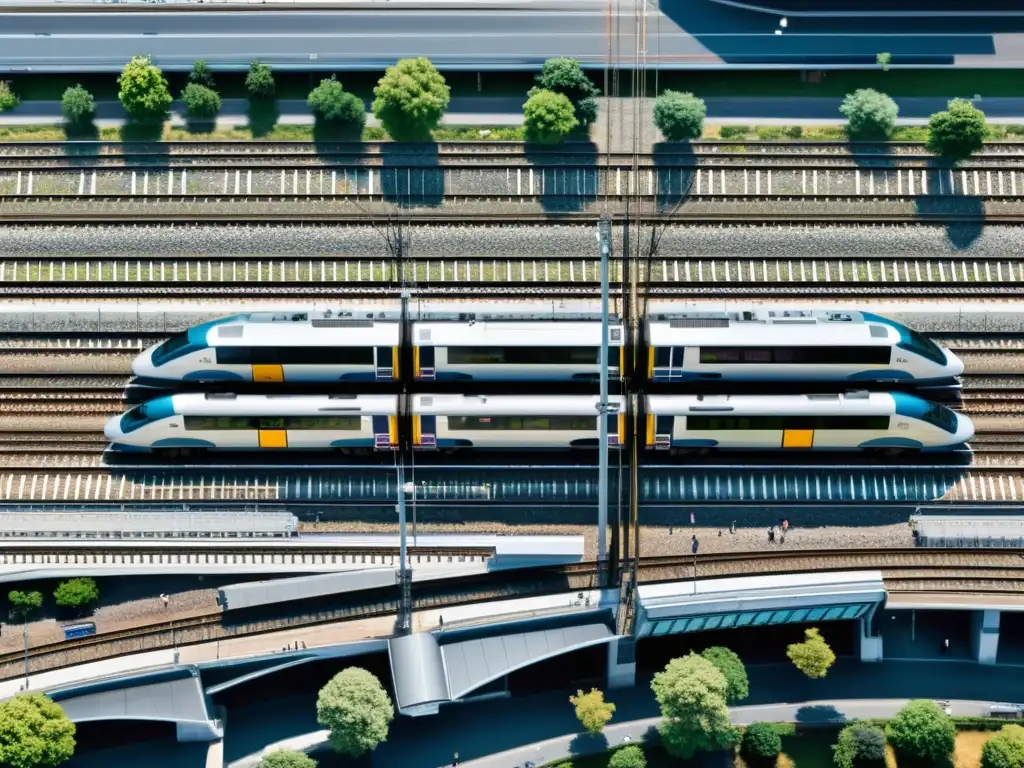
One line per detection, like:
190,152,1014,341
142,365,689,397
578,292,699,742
1,0,1023,72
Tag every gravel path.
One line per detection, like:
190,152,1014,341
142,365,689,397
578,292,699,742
0,223,1016,259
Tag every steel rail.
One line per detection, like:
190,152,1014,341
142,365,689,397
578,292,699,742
0,548,1017,680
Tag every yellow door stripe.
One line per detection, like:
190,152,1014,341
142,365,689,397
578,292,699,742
646,413,654,446
647,348,655,379
392,347,400,379
389,415,398,446
412,415,421,446
413,346,421,378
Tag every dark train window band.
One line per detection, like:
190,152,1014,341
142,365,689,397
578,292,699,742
447,416,598,431
684,415,892,431
445,347,602,365
215,347,376,365
184,416,362,431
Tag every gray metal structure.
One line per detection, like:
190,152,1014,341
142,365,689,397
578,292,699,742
389,623,616,716
597,215,612,569
0,510,298,539
911,515,1024,548
217,568,397,611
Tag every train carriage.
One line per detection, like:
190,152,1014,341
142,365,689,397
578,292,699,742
646,309,962,383
132,311,401,383
645,392,973,453
412,318,625,382
412,394,626,450
105,394,399,453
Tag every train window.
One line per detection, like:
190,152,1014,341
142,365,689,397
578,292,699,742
184,416,361,430
687,416,890,431
446,347,601,365
698,347,891,365
120,404,154,434
215,346,375,365
655,416,674,433
447,416,597,431
653,347,671,367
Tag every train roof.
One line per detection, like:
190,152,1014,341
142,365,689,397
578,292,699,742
414,394,625,416
646,392,900,415
165,393,399,416
413,320,624,346
200,313,401,347
647,314,897,345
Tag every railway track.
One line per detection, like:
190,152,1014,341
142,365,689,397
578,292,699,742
0,547,1018,681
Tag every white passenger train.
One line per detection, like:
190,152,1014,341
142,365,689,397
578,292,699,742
645,392,973,453
104,393,624,453
132,307,625,384
645,309,962,383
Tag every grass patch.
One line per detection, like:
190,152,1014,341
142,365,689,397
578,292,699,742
954,730,995,768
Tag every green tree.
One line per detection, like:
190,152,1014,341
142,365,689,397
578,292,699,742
926,98,988,161
886,700,955,765
741,723,783,763
650,653,738,759
372,58,450,142
8,590,42,621
982,725,1024,768
653,90,706,142
259,749,317,768
787,627,836,679
307,76,366,133
316,667,394,756
876,52,892,72
118,55,173,123
523,89,578,145
0,693,75,768
246,61,276,99
839,89,899,141
0,81,19,113
60,85,95,125
181,83,221,121
534,57,600,128
700,647,749,704
568,688,615,734
833,723,887,768
189,60,215,88
609,744,647,768
53,578,99,611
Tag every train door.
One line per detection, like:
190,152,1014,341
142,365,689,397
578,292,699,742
651,346,687,381
416,347,436,381
375,347,395,380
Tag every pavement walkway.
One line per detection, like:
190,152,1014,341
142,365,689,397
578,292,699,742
5,94,1024,131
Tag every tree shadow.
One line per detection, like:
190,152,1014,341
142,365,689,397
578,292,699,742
568,731,609,756
846,137,897,170
246,98,280,139
914,161,985,251
118,120,170,172
524,139,598,213
794,704,847,725
653,140,696,211
380,141,444,208
184,118,217,136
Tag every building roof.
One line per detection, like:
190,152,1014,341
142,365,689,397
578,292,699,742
48,668,211,725
389,622,615,715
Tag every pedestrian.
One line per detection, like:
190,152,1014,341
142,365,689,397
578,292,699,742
718,529,722,537
943,638,949,653
730,520,736,534
767,527,775,543
783,519,789,533
780,532,786,545
690,512,695,525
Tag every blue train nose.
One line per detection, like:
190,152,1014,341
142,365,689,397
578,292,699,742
955,412,975,444
103,414,124,442
132,346,158,379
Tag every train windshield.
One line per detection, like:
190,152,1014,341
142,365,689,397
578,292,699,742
120,403,153,434
920,403,959,435
897,327,946,366
151,332,201,367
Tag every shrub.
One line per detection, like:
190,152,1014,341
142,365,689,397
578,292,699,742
61,85,95,125
886,700,956,764
609,745,646,768
787,627,836,679
719,125,750,139
523,89,578,145
181,83,221,121
839,89,899,141
0,693,76,768
741,722,783,763
982,724,1024,768
118,55,173,123
189,60,215,89
316,667,394,756
653,91,706,142
534,57,600,128
0,81,19,113
259,750,317,768
926,98,987,160
246,61,276,99
569,688,615,734
700,647,749,704
833,723,887,768
785,125,803,139
756,126,785,140
8,590,42,620
307,76,366,133
53,578,99,610
372,57,451,142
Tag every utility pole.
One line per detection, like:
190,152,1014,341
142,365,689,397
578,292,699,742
597,215,612,573
396,290,413,634
22,620,28,688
